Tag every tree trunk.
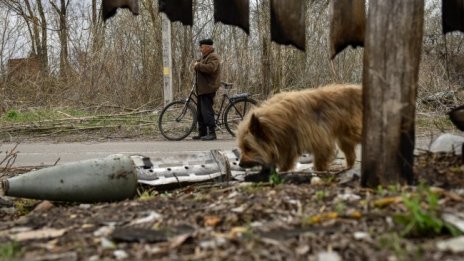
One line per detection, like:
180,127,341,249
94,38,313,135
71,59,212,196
361,0,424,187
180,27,193,95
24,0,39,56
37,0,48,73
272,45,282,94
259,0,272,98
90,0,104,53
144,0,163,99
91,0,97,47
59,0,69,77
50,0,70,78
92,0,97,26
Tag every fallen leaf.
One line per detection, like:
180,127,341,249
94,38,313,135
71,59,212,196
101,237,116,249
442,213,464,232
32,201,54,212
24,252,77,261
373,196,402,208
11,228,67,241
309,212,338,224
129,211,162,225
436,236,464,253
346,210,362,219
336,193,361,202
317,251,342,261
204,215,222,227
228,226,248,238
113,249,129,260
82,224,95,229
199,237,227,249
231,204,247,213
296,245,310,255
169,234,191,249
311,177,323,185
353,231,370,240
430,187,463,201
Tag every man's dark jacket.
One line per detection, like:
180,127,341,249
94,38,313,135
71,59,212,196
196,50,221,95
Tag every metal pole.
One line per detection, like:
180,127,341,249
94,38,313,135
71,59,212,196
162,13,173,106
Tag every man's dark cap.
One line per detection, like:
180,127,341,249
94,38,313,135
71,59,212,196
199,38,213,46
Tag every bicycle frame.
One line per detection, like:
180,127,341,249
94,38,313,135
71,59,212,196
179,77,252,128
175,80,198,122
214,87,239,127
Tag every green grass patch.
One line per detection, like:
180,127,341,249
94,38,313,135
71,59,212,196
393,183,461,237
0,107,159,125
0,107,160,139
378,232,422,261
137,188,159,201
376,184,402,197
13,199,38,216
0,241,21,260
269,168,283,185
315,190,328,203
416,113,454,131
1,108,88,123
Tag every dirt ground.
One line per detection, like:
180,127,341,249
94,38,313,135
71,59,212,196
1,131,464,261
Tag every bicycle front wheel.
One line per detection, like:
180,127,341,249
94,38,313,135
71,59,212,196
224,98,258,137
158,100,197,141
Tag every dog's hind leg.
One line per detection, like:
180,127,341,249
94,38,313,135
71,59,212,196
338,138,357,169
313,143,336,171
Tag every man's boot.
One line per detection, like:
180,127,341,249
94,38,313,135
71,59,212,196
201,128,217,140
192,128,206,140
192,134,203,140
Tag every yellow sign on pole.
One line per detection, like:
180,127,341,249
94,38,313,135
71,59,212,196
162,13,173,106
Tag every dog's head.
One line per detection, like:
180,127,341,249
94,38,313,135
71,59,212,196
237,113,278,170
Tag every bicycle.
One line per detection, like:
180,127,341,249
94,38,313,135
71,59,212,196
158,81,258,141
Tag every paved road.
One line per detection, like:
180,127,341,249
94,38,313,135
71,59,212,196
0,135,439,168
2,140,237,167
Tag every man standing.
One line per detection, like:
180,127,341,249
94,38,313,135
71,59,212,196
192,38,221,141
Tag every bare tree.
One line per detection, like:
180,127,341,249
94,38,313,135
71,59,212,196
50,0,70,78
258,0,272,98
0,0,48,74
36,0,48,72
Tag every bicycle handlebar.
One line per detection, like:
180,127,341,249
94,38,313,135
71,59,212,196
221,81,233,89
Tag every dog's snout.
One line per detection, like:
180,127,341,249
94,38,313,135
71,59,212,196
239,162,249,168
239,159,259,169
238,160,246,168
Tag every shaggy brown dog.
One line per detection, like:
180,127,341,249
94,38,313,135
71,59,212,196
237,84,362,172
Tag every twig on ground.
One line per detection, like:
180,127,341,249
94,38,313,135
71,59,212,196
0,143,19,177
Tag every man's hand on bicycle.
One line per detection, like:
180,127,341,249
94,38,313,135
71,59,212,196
189,61,197,72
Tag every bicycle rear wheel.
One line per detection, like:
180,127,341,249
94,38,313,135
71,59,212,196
224,98,258,137
158,100,197,141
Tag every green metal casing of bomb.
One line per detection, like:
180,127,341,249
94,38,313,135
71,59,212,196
1,154,137,203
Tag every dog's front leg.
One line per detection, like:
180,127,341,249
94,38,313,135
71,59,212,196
244,164,276,182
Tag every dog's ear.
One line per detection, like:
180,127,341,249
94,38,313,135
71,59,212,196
249,113,268,140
